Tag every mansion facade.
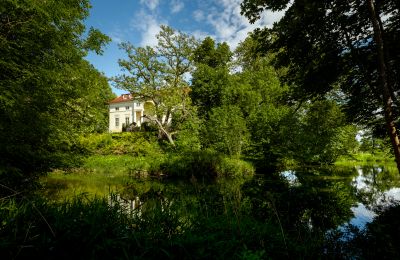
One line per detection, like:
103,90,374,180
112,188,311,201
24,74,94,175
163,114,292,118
108,94,148,132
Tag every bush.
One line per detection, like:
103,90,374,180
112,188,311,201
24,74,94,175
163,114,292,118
160,150,255,178
217,157,255,177
74,147,254,179
79,132,162,157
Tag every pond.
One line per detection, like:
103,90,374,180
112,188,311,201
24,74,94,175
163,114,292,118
40,164,400,257
41,165,400,228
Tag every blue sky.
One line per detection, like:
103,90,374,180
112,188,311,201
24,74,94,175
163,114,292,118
84,0,284,95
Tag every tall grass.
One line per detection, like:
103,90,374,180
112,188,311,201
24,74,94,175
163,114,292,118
0,187,324,259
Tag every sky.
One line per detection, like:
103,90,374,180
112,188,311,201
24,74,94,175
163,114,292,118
84,0,285,95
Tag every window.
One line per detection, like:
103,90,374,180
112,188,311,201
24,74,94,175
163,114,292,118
125,117,130,126
115,117,119,127
126,106,129,110
136,102,141,106
115,107,119,111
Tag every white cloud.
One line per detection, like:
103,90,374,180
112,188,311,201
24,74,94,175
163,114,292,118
170,0,184,14
131,10,165,47
129,0,285,50
205,0,285,49
192,10,204,22
191,30,213,41
139,0,160,11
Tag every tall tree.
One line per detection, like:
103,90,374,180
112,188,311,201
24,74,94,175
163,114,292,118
0,0,111,179
191,37,232,118
241,0,400,171
113,26,197,146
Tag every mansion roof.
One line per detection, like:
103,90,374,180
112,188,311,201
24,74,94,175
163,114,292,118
108,94,134,104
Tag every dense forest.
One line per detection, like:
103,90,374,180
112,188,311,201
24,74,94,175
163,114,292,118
1,0,400,258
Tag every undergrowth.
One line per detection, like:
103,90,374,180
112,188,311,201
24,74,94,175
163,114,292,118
0,193,323,259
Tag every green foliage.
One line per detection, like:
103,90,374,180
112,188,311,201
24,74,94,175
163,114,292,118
359,134,393,157
82,155,153,174
191,64,231,116
217,157,255,177
193,37,232,68
0,0,112,176
191,34,358,167
173,111,203,152
79,132,162,157
61,149,254,180
240,0,400,164
160,149,255,178
294,100,351,164
191,37,232,118
230,43,296,167
247,103,296,168
336,134,395,166
206,106,249,156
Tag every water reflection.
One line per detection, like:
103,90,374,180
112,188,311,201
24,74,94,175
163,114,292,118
280,170,300,187
42,165,400,236
279,165,400,229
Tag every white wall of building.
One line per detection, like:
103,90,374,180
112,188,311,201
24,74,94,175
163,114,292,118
109,100,144,132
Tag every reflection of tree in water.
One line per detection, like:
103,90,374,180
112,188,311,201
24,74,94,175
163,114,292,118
104,167,400,257
334,203,400,259
110,178,247,230
243,167,358,233
354,166,400,211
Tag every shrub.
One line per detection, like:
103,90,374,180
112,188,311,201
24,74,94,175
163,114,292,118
217,157,255,177
160,150,255,178
79,132,162,157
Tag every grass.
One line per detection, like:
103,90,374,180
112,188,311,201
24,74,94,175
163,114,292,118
0,186,322,259
335,152,396,167
74,151,254,179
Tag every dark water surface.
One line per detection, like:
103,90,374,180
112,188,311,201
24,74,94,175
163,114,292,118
280,166,400,230
42,165,400,233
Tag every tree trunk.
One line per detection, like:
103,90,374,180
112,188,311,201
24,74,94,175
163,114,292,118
367,0,400,172
143,115,175,146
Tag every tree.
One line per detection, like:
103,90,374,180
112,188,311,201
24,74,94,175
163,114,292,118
113,26,197,146
0,0,111,179
230,37,297,167
294,100,356,164
241,0,400,171
206,105,249,156
191,37,232,118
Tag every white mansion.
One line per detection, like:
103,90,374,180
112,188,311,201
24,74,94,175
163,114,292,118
108,93,149,132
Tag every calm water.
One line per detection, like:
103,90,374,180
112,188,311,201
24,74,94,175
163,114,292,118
41,165,400,233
